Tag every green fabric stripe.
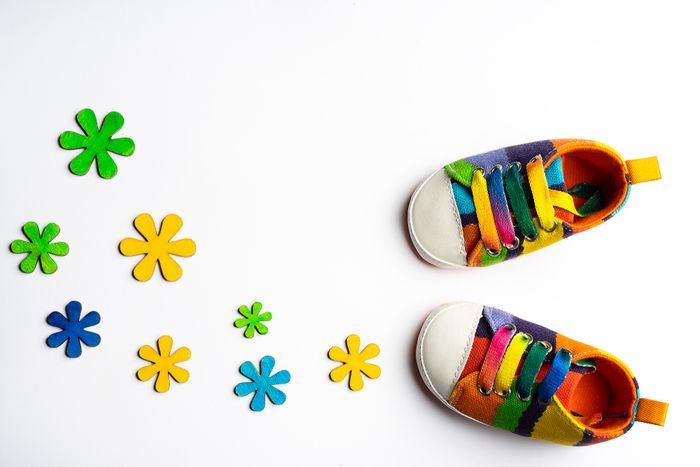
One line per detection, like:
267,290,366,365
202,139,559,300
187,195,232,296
516,342,549,400
445,160,475,187
504,165,537,239
479,245,507,266
492,382,539,432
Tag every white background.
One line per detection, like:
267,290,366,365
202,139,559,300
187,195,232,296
0,1,697,466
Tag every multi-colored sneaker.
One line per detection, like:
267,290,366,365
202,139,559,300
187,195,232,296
416,302,668,445
408,139,661,267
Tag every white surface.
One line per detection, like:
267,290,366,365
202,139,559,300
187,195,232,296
416,302,482,400
0,1,696,466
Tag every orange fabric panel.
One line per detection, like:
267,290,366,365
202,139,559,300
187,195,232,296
635,398,669,426
459,336,489,379
449,372,503,425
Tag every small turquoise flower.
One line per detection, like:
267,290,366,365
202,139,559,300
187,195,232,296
234,302,272,338
234,356,290,412
10,221,69,274
46,301,101,358
59,108,135,179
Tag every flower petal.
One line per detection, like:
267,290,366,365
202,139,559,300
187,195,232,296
137,363,159,382
345,334,361,355
250,389,267,411
41,223,61,244
156,335,173,357
133,214,158,241
243,325,255,339
107,137,135,156
65,301,82,322
159,214,183,242
46,311,68,328
46,330,69,348
254,323,268,335
169,365,190,384
79,310,100,327
269,369,291,386
78,330,101,348
238,305,251,318
119,237,150,256
169,346,191,364
10,240,33,254
46,242,69,256
167,239,196,258
18,252,39,273
154,369,171,392
260,356,276,378
59,130,88,149
132,253,158,281
234,382,257,397
65,336,82,358
251,302,263,315
348,369,364,391
359,342,380,360
39,253,58,274
22,222,41,243
239,361,260,381
75,108,98,135
138,344,160,364
265,386,287,406
95,151,118,179
328,346,350,363
329,363,351,383
233,318,249,329
69,149,96,175
360,363,381,379
99,111,125,138
258,312,272,322
157,254,183,282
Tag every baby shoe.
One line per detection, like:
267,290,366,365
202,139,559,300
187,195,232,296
408,139,661,267
416,302,668,445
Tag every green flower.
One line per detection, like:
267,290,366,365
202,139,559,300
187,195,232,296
59,108,135,179
10,222,69,274
234,302,272,338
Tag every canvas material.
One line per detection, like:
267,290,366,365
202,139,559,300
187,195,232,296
446,139,641,267
446,306,642,446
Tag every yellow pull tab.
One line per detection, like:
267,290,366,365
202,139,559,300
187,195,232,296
635,398,669,426
626,157,661,184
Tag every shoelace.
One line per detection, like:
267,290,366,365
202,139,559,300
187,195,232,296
477,324,572,403
446,155,601,256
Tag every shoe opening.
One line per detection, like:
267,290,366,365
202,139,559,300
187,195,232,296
556,142,629,229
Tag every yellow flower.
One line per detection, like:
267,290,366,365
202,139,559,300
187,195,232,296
328,334,381,391
137,335,191,393
119,213,196,281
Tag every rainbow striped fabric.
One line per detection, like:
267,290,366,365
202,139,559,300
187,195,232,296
445,139,661,266
446,305,667,445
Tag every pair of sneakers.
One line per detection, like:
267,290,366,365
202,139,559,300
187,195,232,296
408,139,667,446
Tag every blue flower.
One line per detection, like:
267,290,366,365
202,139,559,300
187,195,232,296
234,356,290,411
46,301,101,358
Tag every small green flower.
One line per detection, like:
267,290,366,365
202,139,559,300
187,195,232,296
234,302,272,338
10,222,69,274
59,108,135,179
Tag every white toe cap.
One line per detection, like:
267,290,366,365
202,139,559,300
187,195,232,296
416,302,484,401
408,169,466,268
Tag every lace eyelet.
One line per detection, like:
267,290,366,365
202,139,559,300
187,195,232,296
541,341,553,353
494,388,511,398
542,219,559,233
523,231,538,242
486,247,502,257
505,237,520,250
489,164,503,176
508,161,522,172
478,385,492,396
516,391,532,402
528,154,543,165
503,323,516,332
